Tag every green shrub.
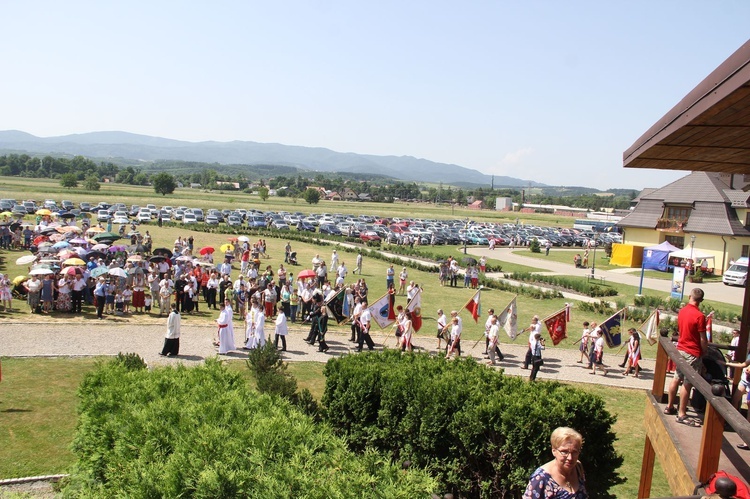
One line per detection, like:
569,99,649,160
529,238,541,253
322,351,623,498
64,358,437,497
113,352,147,371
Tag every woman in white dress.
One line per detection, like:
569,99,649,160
254,305,266,348
245,300,258,349
274,303,288,351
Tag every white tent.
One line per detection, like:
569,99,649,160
668,248,715,261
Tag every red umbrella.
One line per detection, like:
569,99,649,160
64,266,83,276
33,235,49,246
297,269,316,279
199,246,215,255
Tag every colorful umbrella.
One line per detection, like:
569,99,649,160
35,208,52,216
48,234,66,243
63,258,86,266
52,241,70,250
69,237,88,245
108,245,127,252
220,243,234,253
86,226,105,234
33,235,49,246
58,225,83,234
199,246,215,255
90,266,109,278
297,269,316,279
57,250,78,260
15,255,37,265
64,266,83,276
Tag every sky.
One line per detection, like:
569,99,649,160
1,1,749,190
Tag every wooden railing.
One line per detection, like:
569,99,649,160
638,337,750,498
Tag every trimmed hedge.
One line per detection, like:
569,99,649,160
64,356,437,497
322,350,624,498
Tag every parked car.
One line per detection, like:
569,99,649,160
248,215,267,228
137,211,152,223
205,215,220,226
319,224,342,236
227,215,242,227
97,209,111,222
79,202,93,212
271,220,290,231
360,231,381,242
182,212,197,225
61,200,74,211
296,221,316,232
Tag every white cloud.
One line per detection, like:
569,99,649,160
499,147,533,165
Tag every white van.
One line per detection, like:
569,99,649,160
723,257,749,286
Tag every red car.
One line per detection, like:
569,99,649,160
360,231,381,242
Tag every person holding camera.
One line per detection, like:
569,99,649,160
529,333,545,381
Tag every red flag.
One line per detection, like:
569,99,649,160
706,311,714,342
464,290,481,323
543,305,569,345
406,288,423,332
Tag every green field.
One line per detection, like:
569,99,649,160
0,357,671,498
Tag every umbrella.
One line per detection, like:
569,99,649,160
63,258,86,266
35,208,52,216
462,257,478,265
297,269,316,279
59,212,76,219
152,247,173,258
195,261,215,267
91,243,109,251
85,250,107,261
127,255,143,262
108,267,128,278
176,255,193,262
29,267,54,276
86,226,105,234
93,232,120,241
57,249,78,260
90,266,109,278
199,246,215,255
132,244,147,254
33,235,49,246
127,230,140,236
220,243,234,253
37,242,54,252
237,235,250,242
149,255,166,263
39,226,59,235
0,211,12,217
73,247,88,257
48,234,66,242
64,266,83,276
108,245,127,253
52,241,70,250
69,237,88,245
15,254,37,265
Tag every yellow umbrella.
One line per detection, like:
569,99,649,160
86,227,105,234
0,211,12,217
58,226,83,234
63,258,87,266
220,243,235,253
35,208,52,216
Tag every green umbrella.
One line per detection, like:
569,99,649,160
93,232,120,241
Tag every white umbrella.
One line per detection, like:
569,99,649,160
29,268,54,276
15,255,37,265
108,267,128,278
237,235,250,242
91,243,110,251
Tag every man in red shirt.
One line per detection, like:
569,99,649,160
665,288,708,423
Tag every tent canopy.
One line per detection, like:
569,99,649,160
668,248,715,261
643,241,682,271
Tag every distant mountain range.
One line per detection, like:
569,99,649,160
0,130,546,188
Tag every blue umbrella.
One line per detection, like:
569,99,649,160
90,266,109,278
52,241,70,250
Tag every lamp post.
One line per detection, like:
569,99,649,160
591,230,598,278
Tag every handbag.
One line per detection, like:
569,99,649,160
532,356,544,367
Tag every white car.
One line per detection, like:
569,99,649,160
137,212,152,223
183,212,197,225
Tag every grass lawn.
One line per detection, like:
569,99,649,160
0,357,670,498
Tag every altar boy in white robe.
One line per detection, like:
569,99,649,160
217,300,235,354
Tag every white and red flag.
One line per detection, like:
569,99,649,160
464,289,481,323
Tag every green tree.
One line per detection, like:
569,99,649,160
258,186,269,201
152,172,177,196
60,173,78,189
83,174,100,191
303,188,320,204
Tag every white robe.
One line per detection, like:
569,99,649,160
254,311,266,348
217,308,235,354
275,312,288,336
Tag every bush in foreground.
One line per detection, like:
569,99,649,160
322,350,624,498
64,357,437,497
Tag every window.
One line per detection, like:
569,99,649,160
665,206,690,220
665,235,685,249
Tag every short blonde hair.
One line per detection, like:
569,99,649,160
550,427,583,450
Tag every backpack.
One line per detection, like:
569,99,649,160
695,470,750,499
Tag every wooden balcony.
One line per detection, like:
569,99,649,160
655,218,687,232
638,338,750,498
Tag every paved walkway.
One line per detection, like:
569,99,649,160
466,246,745,306
1,318,652,390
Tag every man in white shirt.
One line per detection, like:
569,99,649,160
218,259,232,277
350,298,362,342
355,300,375,351
436,308,448,351
487,316,501,365
484,308,496,356
523,315,542,369
354,252,363,275
406,281,419,301
336,262,347,287
331,250,339,270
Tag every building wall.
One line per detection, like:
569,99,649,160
622,228,750,274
